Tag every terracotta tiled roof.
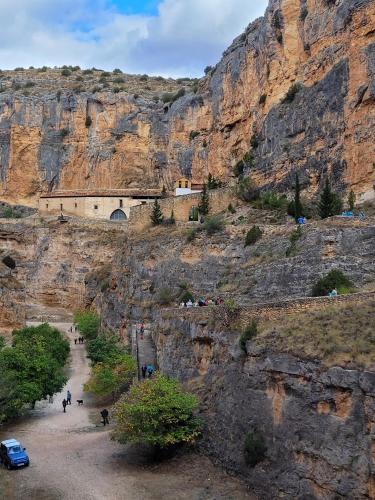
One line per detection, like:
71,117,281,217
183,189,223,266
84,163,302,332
40,189,162,199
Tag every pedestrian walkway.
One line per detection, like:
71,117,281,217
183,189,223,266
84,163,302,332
135,323,157,380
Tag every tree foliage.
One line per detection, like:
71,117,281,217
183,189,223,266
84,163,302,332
198,183,210,216
74,310,100,340
86,334,122,364
245,226,262,246
311,269,354,297
244,430,267,467
84,354,136,399
348,190,356,211
0,324,69,423
318,178,342,219
239,320,258,353
207,173,223,190
150,199,164,226
112,374,202,448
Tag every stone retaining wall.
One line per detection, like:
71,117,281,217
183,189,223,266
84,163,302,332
128,188,233,232
162,291,375,326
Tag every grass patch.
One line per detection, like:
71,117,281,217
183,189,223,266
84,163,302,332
255,300,375,368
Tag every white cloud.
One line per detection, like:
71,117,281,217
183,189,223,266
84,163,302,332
0,0,268,77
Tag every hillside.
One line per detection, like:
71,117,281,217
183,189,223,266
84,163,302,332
0,0,374,206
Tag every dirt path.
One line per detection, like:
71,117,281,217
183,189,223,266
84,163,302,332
0,321,254,500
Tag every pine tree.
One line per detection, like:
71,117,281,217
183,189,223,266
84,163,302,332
150,199,164,226
198,183,210,216
318,178,342,219
348,190,356,211
294,172,303,221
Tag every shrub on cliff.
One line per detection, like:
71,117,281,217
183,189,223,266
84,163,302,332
245,226,262,246
156,287,174,305
74,310,100,340
311,269,354,297
239,320,258,353
244,430,267,467
281,82,303,104
112,374,202,449
203,215,224,235
236,176,259,202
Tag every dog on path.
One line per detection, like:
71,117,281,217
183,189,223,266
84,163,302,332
76,400,84,405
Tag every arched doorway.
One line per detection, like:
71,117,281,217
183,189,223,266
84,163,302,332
110,209,127,221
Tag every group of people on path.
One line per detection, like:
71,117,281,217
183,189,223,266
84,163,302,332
74,337,85,344
179,296,223,308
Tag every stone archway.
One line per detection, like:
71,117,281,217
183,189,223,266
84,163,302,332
110,209,127,221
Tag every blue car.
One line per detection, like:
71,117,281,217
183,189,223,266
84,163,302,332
0,439,30,469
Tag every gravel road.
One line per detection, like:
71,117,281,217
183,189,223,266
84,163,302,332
0,321,254,500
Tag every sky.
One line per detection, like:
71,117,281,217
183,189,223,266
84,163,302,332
0,0,268,77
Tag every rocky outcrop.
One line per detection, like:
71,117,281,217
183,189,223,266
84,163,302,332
0,0,374,206
152,314,375,499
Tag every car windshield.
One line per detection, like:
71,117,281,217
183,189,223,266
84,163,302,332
9,446,22,454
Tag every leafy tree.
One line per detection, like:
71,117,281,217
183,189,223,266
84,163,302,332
198,183,210,216
74,311,100,340
239,320,258,353
150,199,164,226
348,190,356,211
0,324,69,421
245,226,262,246
311,269,354,297
84,354,136,399
86,334,122,364
318,178,342,219
112,374,202,448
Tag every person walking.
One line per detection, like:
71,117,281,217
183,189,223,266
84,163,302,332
62,399,67,413
101,409,109,426
67,390,72,405
147,364,154,378
74,338,77,345
141,365,147,379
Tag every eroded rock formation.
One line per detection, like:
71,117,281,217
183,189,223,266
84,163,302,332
0,0,374,206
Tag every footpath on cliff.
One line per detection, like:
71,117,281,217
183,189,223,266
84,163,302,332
0,309,254,500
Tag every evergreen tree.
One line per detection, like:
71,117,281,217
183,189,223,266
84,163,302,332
318,178,342,219
207,173,222,190
294,173,303,221
150,199,164,226
198,183,210,216
170,209,176,225
348,190,356,211
161,185,167,198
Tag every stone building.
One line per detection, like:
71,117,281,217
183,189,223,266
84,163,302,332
38,189,161,221
175,177,203,196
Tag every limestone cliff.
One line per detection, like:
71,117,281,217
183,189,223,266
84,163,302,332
0,0,374,206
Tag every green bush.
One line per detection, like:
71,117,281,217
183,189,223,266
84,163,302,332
61,69,71,77
74,311,100,339
86,335,122,364
3,207,20,219
281,82,303,104
237,176,258,202
189,131,200,140
186,228,198,242
203,216,224,235
311,269,354,297
113,374,202,448
239,320,258,353
227,203,236,214
259,94,267,105
245,226,262,247
157,287,174,305
180,291,195,303
244,430,267,467
253,192,287,211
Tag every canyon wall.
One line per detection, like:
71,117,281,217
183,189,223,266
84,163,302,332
0,0,374,206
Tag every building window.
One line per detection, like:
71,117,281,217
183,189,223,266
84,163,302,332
46,204,48,209
179,181,182,188
60,203,63,211
75,203,77,208
94,205,98,210
141,201,147,205
185,181,189,188
119,199,123,208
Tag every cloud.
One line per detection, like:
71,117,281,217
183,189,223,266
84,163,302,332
0,0,268,77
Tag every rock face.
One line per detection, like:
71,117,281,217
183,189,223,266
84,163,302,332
0,0,374,206
152,315,375,499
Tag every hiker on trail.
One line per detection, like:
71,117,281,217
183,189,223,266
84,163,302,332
62,399,67,413
74,338,77,345
101,409,109,426
147,364,154,378
140,323,145,334
141,365,147,379
67,390,72,405
331,288,338,297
